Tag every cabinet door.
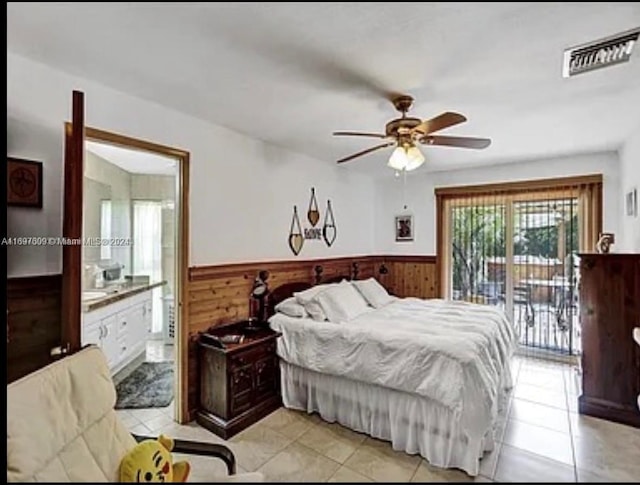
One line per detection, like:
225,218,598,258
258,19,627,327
101,316,119,366
254,354,278,400
83,323,103,349
129,303,147,353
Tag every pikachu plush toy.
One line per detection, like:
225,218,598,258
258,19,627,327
120,435,190,482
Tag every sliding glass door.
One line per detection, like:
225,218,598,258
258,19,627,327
511,198,579,353
439,176,602,356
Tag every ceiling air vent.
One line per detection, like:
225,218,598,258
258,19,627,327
562,27,640,78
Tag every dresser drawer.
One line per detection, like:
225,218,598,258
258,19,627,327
230,364,253,396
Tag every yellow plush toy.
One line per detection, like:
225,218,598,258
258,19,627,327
120,434,190,482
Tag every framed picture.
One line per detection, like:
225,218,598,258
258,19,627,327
626,188,637,217
395,215,414,242
7,157,43,208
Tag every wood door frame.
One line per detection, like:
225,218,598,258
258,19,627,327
61,91,85,354
69,124,191,424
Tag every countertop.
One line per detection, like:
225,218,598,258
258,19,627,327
82,280,166,312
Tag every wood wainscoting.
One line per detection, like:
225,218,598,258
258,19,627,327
379,255,438,300
186,254,437,418
7,274,62,383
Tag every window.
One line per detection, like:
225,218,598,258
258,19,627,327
133,200,163,334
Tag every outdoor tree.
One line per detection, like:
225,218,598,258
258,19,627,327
451,206,505,299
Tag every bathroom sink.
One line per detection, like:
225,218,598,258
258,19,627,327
82,291,109,301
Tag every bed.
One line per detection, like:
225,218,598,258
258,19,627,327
267,276,516,476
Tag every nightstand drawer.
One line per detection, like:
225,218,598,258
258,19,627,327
229,350,252,369
231,390,252,415
229,343,274,369
230,364,253,396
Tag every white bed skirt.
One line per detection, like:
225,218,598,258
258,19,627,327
280,362,511,476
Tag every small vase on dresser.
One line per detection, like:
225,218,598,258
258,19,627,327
578,253,640,427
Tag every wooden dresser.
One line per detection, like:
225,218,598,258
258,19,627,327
579,253,640,427
196,320,282,439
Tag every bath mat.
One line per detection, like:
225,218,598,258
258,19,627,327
115,362,173,409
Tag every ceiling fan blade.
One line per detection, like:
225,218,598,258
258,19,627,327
333,131,389,139
336,142,395,164
422,135,491,149
413,112,467,135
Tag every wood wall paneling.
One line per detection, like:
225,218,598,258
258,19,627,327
7,275,62,383
5,254,437,420
186,254,437,418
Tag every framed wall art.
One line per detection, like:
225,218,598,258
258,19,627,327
7,157,43,208
395,214,414,242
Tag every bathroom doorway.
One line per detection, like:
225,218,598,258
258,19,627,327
80,128,189,423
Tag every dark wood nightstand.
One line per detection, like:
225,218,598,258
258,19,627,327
196,320,282,439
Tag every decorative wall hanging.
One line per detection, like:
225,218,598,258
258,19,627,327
395,214,414,242
307,187,320,226
303,187,323,240
7,157,43,208
322,200,337,247
288,205,304,256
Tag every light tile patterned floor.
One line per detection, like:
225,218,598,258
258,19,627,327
146,339,174,363
117,356,640,482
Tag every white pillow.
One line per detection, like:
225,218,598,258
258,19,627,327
315,281,370,323
274,297,308,318
293,283,336,305
305,300,327,321
293,283,338,321
352,277,395,309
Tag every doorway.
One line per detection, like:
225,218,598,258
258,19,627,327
80,127,189,423
437,175,602,358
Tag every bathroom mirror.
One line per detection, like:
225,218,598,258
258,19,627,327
83,149,133,283
83,177,111,264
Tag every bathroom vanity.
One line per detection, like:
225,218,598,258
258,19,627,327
81,281,165,374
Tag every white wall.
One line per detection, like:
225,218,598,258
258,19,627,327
619,124,640,251
375,152,620,255
7,53,375,277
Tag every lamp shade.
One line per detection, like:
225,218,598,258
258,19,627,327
405,146,425,171
387,144,425,171
387,146,409,170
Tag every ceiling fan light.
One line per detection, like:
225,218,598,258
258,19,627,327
405,146,425,171
388,146,409,170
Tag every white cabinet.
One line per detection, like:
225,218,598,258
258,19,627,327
82,290,153,374
101,316,119,367
83,322,103,348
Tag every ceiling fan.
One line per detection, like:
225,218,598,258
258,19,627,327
333,95,491,171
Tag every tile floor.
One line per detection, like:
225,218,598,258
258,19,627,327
117,355,640,482
146,339,174,363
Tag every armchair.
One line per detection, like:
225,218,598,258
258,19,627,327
7,345,262,482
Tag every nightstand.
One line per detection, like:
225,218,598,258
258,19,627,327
196,320,282,439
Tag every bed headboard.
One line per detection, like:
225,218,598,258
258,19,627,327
266,281,312,319
266,262,362,320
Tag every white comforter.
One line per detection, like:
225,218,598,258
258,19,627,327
270,298,516,438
